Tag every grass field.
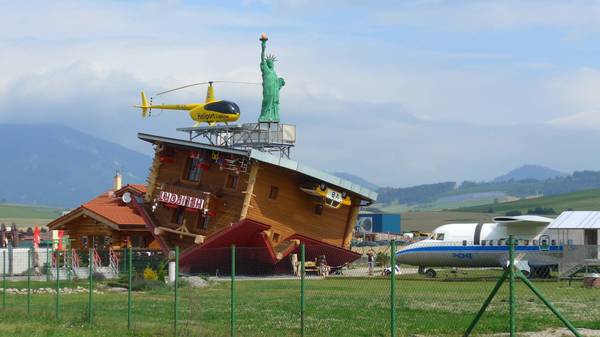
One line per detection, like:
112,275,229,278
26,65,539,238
0,204,64,226
0,275,598,337
459,188,600,214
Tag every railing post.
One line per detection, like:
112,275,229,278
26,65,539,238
55,250,60,320
2,250,6,310
390,240,397,337
174,246,179,336
300,243,305,337
27,248,31,315
88,248,93,325
46,247,50,282
508,236,516,337
230,244,236,337
128,247,132,330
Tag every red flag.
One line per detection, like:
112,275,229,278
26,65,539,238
33,226,40,249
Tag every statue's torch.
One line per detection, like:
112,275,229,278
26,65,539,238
260,33,268,42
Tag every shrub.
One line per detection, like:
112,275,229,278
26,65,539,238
143,266,158,281
375,252,389,267
156,261,167,282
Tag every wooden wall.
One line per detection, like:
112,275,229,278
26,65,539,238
150,147,248,240
246,163,353,247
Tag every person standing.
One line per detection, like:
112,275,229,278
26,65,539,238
290,253,299,277
367,249,375,276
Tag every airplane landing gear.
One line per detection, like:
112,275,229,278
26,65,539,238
425,268,437,278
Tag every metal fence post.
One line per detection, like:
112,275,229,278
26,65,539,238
46,247,50,282
88,248,93,325
300,243,305,337
230,244,236,337
508,235,516,337
55,250,60,320
174,246,179,336
2,250,6,310
27,248,31,315
128,247,132,330
390,240,397,337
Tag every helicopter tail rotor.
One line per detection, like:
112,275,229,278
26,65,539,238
135,91,151,117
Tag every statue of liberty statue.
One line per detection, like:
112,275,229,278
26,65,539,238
259,33,285,123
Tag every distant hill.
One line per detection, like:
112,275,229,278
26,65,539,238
459,188,600,215
331,172,379,191
0,124,150,207
376,169,600,209
493,164,565,182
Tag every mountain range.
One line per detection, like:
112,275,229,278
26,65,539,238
2,123,600,210
0,124,150,207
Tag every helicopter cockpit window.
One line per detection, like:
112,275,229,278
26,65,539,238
205,101,240,115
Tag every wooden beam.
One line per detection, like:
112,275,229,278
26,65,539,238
239,162,259,220
154,226,205,244
342,203,360,248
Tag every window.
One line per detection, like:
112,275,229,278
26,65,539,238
272,232,280,243
498,239,505,246
171,207,185,225
225,174,238,189
269,185,279,200
481,240,487,246
524,240,530,246
81,236,88,248
533,240,539,246
184,157,203,182
314,204,323,215
488,240,493,246
436,233,445,241
462,240,467,246
197,215,209,230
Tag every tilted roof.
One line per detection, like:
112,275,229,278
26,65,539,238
138,133,378,202
548,211,600,229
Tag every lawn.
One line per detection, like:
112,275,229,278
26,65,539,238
0,204,64,226
0,276,597,337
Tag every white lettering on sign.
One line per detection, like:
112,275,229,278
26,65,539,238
158,191,206,210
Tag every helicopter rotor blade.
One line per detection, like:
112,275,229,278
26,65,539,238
155,80,260,96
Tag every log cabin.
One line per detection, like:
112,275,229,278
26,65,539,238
47,179,156,250
134,133,377,274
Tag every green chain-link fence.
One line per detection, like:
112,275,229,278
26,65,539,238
0,242,598,336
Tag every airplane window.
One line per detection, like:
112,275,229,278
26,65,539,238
524,240,530,246
514,239,519,246
498,239,505,246
481,240,486,246
462,240,467,246
488,240,493,246
551,240,556,246
437,233,445,241
533,240,538,246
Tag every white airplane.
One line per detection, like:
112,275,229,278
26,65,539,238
395,215,562,278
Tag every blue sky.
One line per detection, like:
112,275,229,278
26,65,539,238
1,0,600,187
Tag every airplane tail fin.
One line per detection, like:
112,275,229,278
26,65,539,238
135,91,151,117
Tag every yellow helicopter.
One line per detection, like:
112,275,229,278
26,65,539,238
135,81,256,126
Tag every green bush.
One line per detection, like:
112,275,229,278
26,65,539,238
375,252,389,267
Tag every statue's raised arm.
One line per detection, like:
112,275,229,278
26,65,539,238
260,33,268,65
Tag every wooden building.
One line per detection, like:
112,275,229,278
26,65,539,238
134,133,377,273
47,182,156,250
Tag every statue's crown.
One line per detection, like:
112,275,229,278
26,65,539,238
266,54,277,62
